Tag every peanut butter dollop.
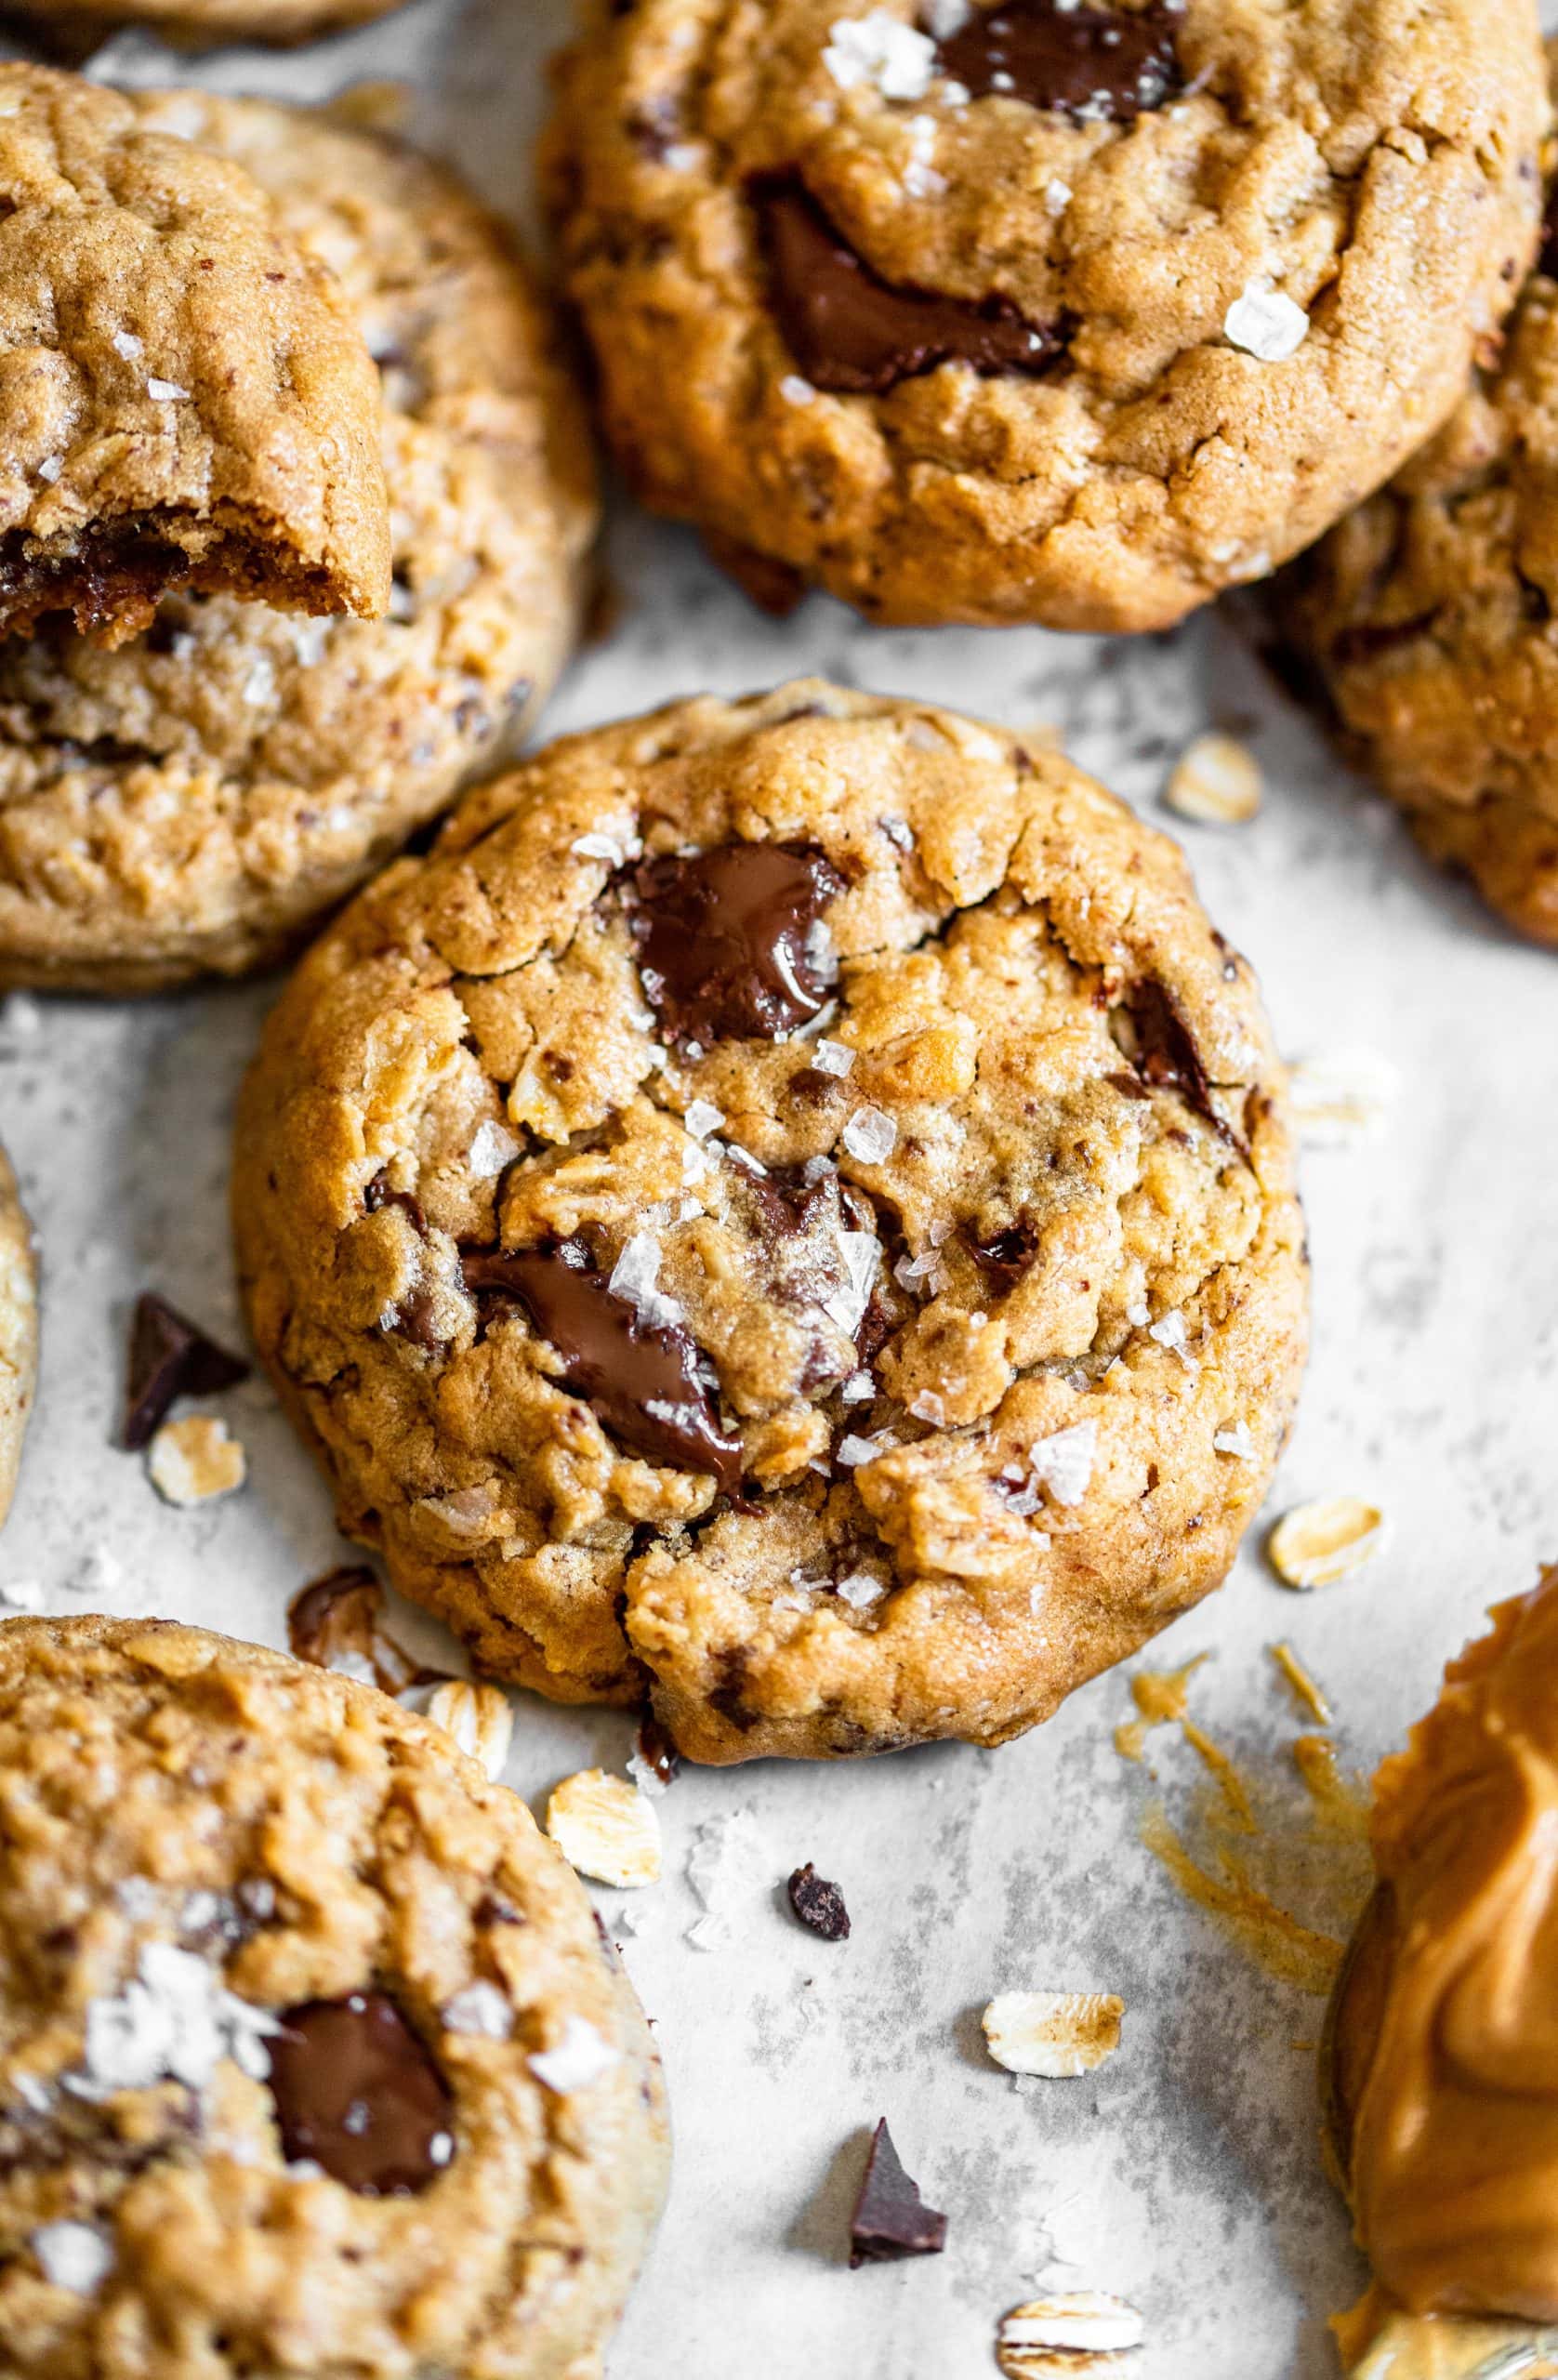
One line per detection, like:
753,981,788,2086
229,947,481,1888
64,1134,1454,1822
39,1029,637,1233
1331,1566,1558,2320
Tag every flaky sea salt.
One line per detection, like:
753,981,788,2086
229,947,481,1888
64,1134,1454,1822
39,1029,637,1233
32,2222,113,2295
778,374,817,406
1028,1420,1098,1508
1213,1421,1256,1460
1223,276,1308,363
840,1106,897,1166
528,2015,620,2094
609,1232,682,1329
67,1943,279,2100
146,377,190,402
442,1981,513,2040
823,8,935,99
1148,1311,1199,1372
812,1038,856,1078
684,1099,724,1140
468,1118,522,1179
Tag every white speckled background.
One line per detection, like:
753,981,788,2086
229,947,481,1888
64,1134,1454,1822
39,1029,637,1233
2,2,1556,2372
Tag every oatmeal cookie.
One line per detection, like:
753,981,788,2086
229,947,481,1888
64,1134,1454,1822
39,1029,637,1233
4,0,407,45
233,681,1309,1765
0,91,596,994
545,0,1546,632
0,1144,35,1531
0,68,388,641
0,1613,668,2380
1283,92,1558,947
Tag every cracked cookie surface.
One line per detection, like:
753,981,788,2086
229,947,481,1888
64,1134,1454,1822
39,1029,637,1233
0,1614,668,2380
0,1146,35,1533
0,92,596,994
234,681,1308,1765
1283,66,1558,949
0,68,388,642
545,0,1546,632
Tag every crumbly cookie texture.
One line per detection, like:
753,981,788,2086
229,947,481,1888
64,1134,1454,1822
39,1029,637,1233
1283,119,1558,946
234,682,1309,1765
0,1146,36,1532
0,1615,668,2380
0,69,389,642
0,92,596,995
5,0,406,45
545,0,1546,633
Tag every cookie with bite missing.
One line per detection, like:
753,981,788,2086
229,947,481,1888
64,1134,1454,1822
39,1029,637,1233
0,67,388,642
0,1614,668,2380
0,90,595,993
234,681,1308,1765
0,1144,35,1532
545,0,1545,632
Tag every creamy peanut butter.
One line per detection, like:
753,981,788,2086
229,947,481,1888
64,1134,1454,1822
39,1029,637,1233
1331,1567,1558,2323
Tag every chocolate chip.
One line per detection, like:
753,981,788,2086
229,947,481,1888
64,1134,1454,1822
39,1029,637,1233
630,838,844,1043
755,178,1063,397
266,1993,454,2196
635,1714,681,1788
849,2119,947,2265
932,0,1184,119
461,1238,744,1495
122,1291,250,1451
286,1566,442,1697
788,1862,852,1941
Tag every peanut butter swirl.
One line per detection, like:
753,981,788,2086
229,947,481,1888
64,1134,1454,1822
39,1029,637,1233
1334,1567,1558,2320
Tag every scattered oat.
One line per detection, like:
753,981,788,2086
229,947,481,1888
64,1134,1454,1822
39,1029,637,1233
548,1769,662,1888
835,1569,886,1609
1287,1051,1395,1145
426,1680,514,1780
998,2294,1145,2373
982,1991,1124,2079
36,455,61,483
527,2014,619,2095
1165,732,1262,826
1223,276,1308,362
1267,1497,1384,1591
146,1416,245,1507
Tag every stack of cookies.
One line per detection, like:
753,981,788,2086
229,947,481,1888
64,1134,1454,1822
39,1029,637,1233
0,0,1554,2372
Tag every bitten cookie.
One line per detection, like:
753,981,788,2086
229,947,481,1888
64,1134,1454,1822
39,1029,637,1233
1283,79,1558,948
1324,1567,1558,2346
4,0,407,44
0,1146,35,1531
234,681,1309,1765
545,0,1546,632
0,1615,668,2380
0,92,596,994
0,68,388,641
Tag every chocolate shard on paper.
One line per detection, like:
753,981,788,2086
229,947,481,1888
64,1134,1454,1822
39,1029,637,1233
630,838,844,1044
286,1565,442,1698
266,1992,454,2196
788,1862,852,1941
849,2118,947,2265
122,1290,250,1451
756,178,1063,398
461,1237,744,1495
932,0,1184,120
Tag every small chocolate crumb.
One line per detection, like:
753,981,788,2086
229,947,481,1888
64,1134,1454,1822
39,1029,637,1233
788,1862,851,1941
122,1291,250,1451
635,1714,681,1788
849,2118,947,2266
267,1993,454,2196
286,1566,443,1697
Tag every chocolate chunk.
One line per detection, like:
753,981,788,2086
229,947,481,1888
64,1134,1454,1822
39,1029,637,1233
635,1714,681,1789
286,1566,442,1697
462,1238,744,1495
1541,182,1558,281
363,1168,427,1236
849,2119,947,2266
630,838,844,1043
788,1862,852,1941
967,1221,1037,1294
1118,979,1244,1152
933,0,1184,120
122,1291,250,1451
266,1993,454,2196
755,178,1063,397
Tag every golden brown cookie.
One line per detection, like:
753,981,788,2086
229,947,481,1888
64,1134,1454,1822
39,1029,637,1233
1324,1565,1558,2335
233,681,1309,1765
545,0,1546,632
0,1614,669,2380
3,0,406,44
0,68,389,642
0,1144,35,1531
0,92,596,994
1283,57,1558,949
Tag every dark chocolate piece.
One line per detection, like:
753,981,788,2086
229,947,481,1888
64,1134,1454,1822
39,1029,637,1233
967,1221,1037,1295
286,1566,442,1698
1541,180,1558,281
1119,979,1243,1152
266,1992,454,2196
849,2118,947,2265
630,837,844,1044
788,1862,852,1941
635,1715,681,1789
462,1238,744,1494
122,1290,250,1451
933,0,1184,120
755,178,1063,398
363,1168,428,1236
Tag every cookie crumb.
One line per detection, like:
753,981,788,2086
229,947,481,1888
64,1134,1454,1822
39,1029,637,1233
982,1990,1123,2078
997,2294,1144,2372
548,1769,663,1887
147,1416,245,1507
788,1862,852,1939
